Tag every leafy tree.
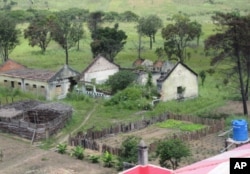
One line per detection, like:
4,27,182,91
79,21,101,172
105,70,136,93
205,12,250,115
71,145,84,160
156,139,190,169
119,136,140,164
103,11,119,22
87,11,104,38
102,151,116,168
56,143,67,154
119,11,139,22
0,14,20,62
162,13,202,62
51,10,84,64
90,23,127,62
24,11,54,53
137,15,163,49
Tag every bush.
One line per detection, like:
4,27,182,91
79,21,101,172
56,143,67,154
71,146,84,160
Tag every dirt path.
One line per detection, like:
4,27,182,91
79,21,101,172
55,103,98,146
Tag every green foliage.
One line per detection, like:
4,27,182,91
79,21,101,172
90,23,127,62
119,136,140,164
156,119,206,132
105,86,152,110
56,143,67,154
162,13,202,62
0,13,20,61
156,139,190,169
71,145,84,160
106,70,136,93
88,155,100,163
199,70,206,86
102,151,116,168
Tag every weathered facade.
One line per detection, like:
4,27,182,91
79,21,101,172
0,61,80,100
79,55,119,84
157,62,198,101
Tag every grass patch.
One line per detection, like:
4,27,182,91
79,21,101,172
156,119,206,132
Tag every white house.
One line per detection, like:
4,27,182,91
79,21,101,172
157,62,198,101
79,55,119,84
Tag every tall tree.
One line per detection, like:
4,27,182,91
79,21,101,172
0,14,20,62
24,11,53,53
87,11,104,39
156,139,190,169
137,15,163,49
90,23,127,62
161,13,202,62
205,12,250,115
51,10,84,65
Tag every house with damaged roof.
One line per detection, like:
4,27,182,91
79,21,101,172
0,59,80,100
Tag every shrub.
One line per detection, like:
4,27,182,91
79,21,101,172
88,155,100,163
71,146,84,160
102,151,116,168
56,143,67,154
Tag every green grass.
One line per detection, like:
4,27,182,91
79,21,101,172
156,119,206,132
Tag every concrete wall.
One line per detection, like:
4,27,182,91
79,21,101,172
160,64,198,101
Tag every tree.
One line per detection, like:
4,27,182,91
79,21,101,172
137,15,163,49
119,11,139,22
156,139,190,169
0,14,20,62
51,10,84,64
90,23,127,62
205,12,250,115
119,136,140,164
24,11,53,53
199,70,206,86
87,11,104,38
161,13,202,62
105,70,136,93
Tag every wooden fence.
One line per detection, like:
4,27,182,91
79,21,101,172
69,113,225,155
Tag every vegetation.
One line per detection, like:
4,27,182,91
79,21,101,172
156,139,190,169
102,151,116,168
56,143,67,154
205,11,250,115
156,119,206,132
71,145,84,160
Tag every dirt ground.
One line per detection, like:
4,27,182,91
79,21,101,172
0,101,249,174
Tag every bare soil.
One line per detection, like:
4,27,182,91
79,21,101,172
0,100,249,173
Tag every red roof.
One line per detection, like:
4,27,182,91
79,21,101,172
0,59,26,72
174,143,250,174
120,164,173,174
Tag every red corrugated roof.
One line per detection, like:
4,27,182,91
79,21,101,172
120,164,173,174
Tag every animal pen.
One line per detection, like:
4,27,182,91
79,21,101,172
0,100,72,142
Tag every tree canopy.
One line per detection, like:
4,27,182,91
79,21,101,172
156,139,190,169
51,10,84,64
24,11,54,53
205,11,250,115
0,13,20,62
137,15,163,50
90,23,127,62
162,13,202,62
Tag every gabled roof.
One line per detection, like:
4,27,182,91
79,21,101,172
0,59,26,72
120,164,173,174
49,64,80,82
79,55,119,80
153,60,164,69
133,58,145,67
157,62,197,83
